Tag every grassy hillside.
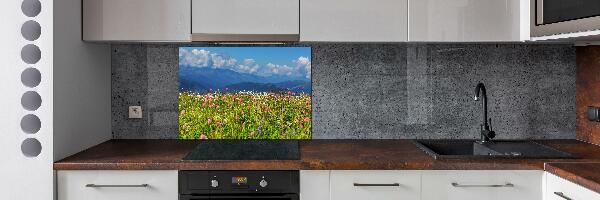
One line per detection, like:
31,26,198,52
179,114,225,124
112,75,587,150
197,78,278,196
179,91,312,139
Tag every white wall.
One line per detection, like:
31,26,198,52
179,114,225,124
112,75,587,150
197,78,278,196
53,0,111,161
0,0,54,199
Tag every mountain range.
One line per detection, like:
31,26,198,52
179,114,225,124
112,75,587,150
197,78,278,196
179,65,311,94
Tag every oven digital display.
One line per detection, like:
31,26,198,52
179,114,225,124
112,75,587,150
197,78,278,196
232,176,248,185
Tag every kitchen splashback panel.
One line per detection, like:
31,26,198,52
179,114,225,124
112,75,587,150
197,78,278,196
112,43,575,139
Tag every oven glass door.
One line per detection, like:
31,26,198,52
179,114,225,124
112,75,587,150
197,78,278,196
181,194,299,200
538,0,600,25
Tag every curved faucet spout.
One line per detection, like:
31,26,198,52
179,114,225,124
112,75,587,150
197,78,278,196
474,82,494,142
474,83,488,129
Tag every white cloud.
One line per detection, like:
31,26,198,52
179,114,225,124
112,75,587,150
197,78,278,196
294,56,311,79
210,53,237,68
226,58,237,66
266,63,294,76
179,48,210,67
180,48,311,79
237,59,260,74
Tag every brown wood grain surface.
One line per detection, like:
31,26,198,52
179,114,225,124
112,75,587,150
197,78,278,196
545,162,600,194
54,139,600,170
577,46,600,145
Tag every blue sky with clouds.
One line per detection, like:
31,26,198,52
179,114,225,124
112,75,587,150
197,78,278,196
179,47,311,80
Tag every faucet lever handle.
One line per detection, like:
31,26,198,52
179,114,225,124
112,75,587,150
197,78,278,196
488,118,493,131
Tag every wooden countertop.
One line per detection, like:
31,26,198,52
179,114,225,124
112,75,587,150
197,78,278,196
54,139,600,194
54,139,600,171
545,162,600,194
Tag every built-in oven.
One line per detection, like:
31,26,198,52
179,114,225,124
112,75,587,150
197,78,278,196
179,171,299,200
532,0,600,37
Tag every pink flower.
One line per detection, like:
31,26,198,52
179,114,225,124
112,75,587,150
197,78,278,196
207,118,212,125
200,134,208,139
303,117,310,123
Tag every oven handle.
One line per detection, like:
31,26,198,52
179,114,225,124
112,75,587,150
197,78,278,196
180,194,299,200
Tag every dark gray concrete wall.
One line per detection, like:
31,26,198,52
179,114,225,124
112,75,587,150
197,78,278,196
112,43,576,139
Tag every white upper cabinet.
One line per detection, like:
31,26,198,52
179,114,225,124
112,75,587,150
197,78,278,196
82,0,191,42
300,0,408,42
409,0,530,42
191,0,300,41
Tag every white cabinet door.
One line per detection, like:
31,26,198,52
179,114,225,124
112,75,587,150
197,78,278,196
545,172,600,200
82,0,191,41
409,0,529,42
422,170,543,200
300,0,408,42
330,170,420,200
57,170,178,200
192,0,299,41
300,170,330,200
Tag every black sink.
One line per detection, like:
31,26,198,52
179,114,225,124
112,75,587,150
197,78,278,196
413,140,576,160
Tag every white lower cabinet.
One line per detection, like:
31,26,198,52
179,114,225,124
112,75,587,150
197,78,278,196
300,170,331,200
57,170,178,200
422,170,543,200
330,170,421,200
545,172,600,200
300,170,547,200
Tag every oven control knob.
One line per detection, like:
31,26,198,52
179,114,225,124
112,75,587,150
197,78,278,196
210,179,219,188
259,179,268,188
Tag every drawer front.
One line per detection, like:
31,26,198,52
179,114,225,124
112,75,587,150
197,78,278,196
57,170,178,200
330,170,421,200
546,172,600,200
422,170,543,200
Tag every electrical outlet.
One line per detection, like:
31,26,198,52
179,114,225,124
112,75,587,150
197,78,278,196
129,106,143,119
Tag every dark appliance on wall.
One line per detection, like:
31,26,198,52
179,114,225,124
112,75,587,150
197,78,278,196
532,0,600,37
179,171,299,200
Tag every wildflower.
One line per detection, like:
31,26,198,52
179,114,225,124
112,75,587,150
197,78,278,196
288,91,293,96
250,131,255,136
200,134,208,139
303,117,310,123
207,118,212,125
258,126,263,134
225,87,229,92
216,121,222,126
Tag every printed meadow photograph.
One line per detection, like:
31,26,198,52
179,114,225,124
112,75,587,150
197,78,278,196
178,47,312,140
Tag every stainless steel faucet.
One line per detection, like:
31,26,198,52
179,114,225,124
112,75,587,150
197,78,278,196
474,82,495,143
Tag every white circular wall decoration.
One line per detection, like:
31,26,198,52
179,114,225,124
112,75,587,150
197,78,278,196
21,91,42,111
20,114,41,134
21,138,42,157
21,20,41,41
20,0,43,159
21,68,41,88
21,0,41,17
21,44,41,64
